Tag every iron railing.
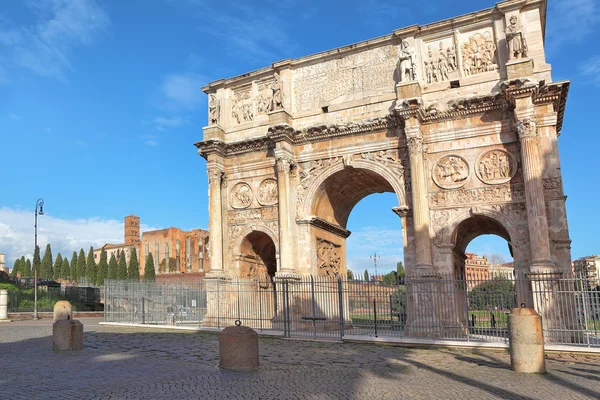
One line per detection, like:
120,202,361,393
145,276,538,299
103,272,600,347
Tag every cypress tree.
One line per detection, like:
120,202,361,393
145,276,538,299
144,253,156,282
23,259,32,277
70,251,78,281
86,246,96,282
364,269,369,282
61,258,70,280
33,245,41,279
10,259,20,277
53,253,63,281
77,248,87,281
20,256,26,277
41,243,53,280
107,253,117,280
96,249,108,286
128,247,140,281
117,252,128,280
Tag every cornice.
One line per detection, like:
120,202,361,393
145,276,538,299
297,217,351,239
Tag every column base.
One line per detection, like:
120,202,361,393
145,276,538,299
275,271,301,281
528,260,557,274
204,271,231,280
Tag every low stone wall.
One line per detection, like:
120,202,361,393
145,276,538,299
8,311,104,320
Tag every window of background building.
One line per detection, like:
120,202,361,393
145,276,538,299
176,240,181,271
145,244,149,257
186,237,191,272
165,242,170,273
155,243,159,273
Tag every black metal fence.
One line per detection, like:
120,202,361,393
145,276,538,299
103,272,600,348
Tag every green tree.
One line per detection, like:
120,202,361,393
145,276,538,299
346,269,354,281
396,262,405,280
107,253,118,280
32,245,41,280
364,269,369,282
117,253,128,280
86,247,96,281
23,259,32,277
40,243,53,280
53,253,63,281
10,258,21,277
144,253,156,282
128,247,140,281
61,258,70,280
78,249,87,282
468,277,516,310
70,251,78,281
96,249,108,286
382,270,398,285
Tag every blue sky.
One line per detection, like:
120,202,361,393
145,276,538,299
1,0,599,275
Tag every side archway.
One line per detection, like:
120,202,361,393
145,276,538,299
233,227,279,279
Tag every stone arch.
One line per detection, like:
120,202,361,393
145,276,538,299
301,158,407,224
234,229,278,279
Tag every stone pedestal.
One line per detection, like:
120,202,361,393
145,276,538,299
396,82,422,99
53,319,84,351
0,290,10,322
508,307,545,373
219,325,259,371
268,109,292,126
53,300,72,322
506,58,534,80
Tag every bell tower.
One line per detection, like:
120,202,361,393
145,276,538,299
124,215,140,244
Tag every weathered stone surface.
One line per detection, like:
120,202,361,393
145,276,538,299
52,319,84,351
53,300,72,322
0,289,10,322
219,325,259,371
508,307,546,373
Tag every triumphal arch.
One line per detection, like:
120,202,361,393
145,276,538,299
196,0,571,288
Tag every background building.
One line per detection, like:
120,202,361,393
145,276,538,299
573,255,600,289
465,253,490,288
94,215,210,278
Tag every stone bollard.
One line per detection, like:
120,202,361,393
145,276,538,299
508,306,545,373
53,300,73,322
53,319,84,351
219,322,259,371
0,290,10,322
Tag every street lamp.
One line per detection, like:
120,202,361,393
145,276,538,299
33,198,44,320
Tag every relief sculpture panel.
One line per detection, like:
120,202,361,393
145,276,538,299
460,29,497,76
423,39,457,84
257,179,278,206
476,149,517,185
432,155,469,189
317,238,342,276
230,182,253,209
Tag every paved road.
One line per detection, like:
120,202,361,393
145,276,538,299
1,318,599,399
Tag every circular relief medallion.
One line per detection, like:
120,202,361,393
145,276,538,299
257,179,278,206
476,149,517,185
432,155,470,189
230,182,253,209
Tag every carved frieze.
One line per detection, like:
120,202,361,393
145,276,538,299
257,179,278,206
229,208,264,223
476,149,517,185
430,183,524,207
231,89,253,124
230,183,253,209
256,83,271,115
461,30,497,76
543,177,563,198
316,238,342,277
423,39,457,84
432,155,469,189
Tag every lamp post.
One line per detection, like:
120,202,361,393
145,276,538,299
33,198,44,320
370,252,380,282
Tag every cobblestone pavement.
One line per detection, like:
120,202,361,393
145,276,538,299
1,318,600,399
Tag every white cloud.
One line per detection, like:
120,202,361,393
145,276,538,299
579,56,600,86
547,0,599,50
346,227,404,275
0,207,156,265
0,0,110,81
151,116,190,131
159,73,205,111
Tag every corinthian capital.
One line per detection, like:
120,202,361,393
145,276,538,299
516,118,537,140
207,168,224,185
276,155,296,174
407,137,424,154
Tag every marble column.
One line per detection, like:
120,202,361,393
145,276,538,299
207,167,226,277
517,118,555,271
276,156,294,274
405,126,433,271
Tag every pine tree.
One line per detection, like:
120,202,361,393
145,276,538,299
364,269,369,282
128,247,140,281
62,258,70,280
33,246,41,280
96,249,108,286
53,253,63,281
23,259,32,277
70,251,78,281
117,252,128,280
86,247,97,285
20,256,26,277
77,248,87,281
10,259,20,277
107,253,117,280
144,253,156,282
41,243,53,280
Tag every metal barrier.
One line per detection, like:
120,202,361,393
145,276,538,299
103,272,600,347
